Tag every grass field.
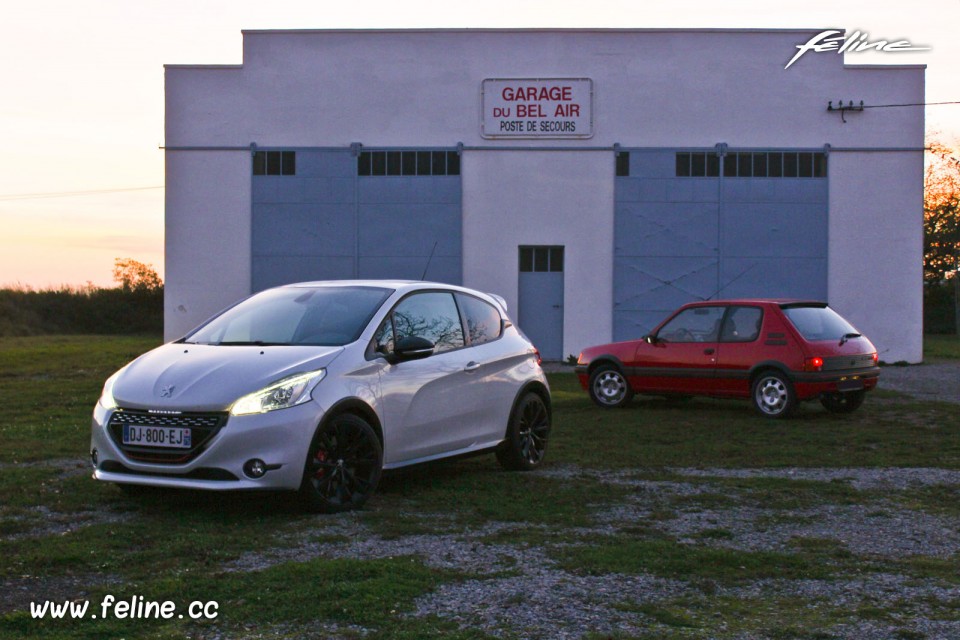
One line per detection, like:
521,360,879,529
1,336,958,639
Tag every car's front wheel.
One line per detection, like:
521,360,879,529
751,370,797,419
496,392,551,471
299,413,383,513
820,390,866,414
588,364,634,408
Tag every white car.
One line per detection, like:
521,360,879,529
91,281,551,512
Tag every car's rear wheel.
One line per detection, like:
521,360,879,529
820,390,866,414
496,392,551,471
299,413,382,513
589,364,634,408
751,370,796,419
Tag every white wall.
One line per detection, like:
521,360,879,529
828,151,925,363
164,151,252,340
462,151,614,358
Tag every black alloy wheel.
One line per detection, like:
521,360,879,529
300,413,383,513
497,392,551,471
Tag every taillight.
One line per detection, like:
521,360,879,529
805,356,824,372
534,348,542,366
872,353,879,364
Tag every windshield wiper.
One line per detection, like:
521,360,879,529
216,341,287,346
839,333,862,346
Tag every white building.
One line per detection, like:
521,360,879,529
165,29,924,362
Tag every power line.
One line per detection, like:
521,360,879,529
0,186,164,202
863,101,960,109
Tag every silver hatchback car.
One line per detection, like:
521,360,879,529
91,281,551,511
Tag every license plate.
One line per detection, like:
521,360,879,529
122,425,192,449
837,377,864,392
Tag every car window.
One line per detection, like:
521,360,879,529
782,305,859,341
185,286,392,346
719,306,763,343
657,306,724,342
373,315,395,356
456,293,503,346
391,292,465,353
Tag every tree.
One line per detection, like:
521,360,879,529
924,139,960,284
924,138,960,334
113,258,163,292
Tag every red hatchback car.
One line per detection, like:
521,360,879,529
575,300,880,418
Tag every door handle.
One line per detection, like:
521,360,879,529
703,348,715,355
464,361,481,373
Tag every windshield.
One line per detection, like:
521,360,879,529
781,305,859,341
184,286,393,346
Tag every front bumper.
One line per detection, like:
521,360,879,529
90,400,324,491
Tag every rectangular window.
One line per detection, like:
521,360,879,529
814,153,828,177
767,152,783,178
737,153,752,178
253,150,296,176
752,153,767,178
358,149,461,177
402,151,417,176
676,150,826,179
357,151,372,176
371,151,387,176
706,153,720,177
617,152,631,177
798,152,814,178
447,151,461,176
519,246,564,273
691,153,706,177
387,151,402,176
783,153,798,177
723,154,737,177
431,151,447,175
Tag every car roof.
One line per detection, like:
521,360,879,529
680,298,826,308
278,280,509,313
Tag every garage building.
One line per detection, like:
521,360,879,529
164,29,924,362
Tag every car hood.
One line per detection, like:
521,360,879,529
111,343,345,412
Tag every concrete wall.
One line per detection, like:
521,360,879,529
165,29,925,360
828,150,925,363
462,150,614,357
164,150,252,339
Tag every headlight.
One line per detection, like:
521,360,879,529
98,370,121,410
230,369,326,416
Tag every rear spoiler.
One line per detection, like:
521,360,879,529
488,293,509,313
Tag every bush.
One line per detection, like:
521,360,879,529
0,285,163,336
924,281,958,335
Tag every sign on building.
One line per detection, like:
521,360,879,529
481,78,593,139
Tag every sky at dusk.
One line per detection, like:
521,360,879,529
2,0,958,288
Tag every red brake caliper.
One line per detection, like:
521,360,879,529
314,450,327,478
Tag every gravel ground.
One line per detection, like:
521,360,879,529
878,362,960,404
217,465,960,640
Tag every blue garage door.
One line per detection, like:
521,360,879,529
613,147,828,340
252,148,462,291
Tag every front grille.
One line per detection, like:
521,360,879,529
822,354,876,371
108,408,229,464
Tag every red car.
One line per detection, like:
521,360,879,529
575,300,880,418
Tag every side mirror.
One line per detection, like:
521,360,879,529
644,334,658,345
393,336,435,362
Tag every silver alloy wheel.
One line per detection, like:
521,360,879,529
755,376,789,415
593,370,627,406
